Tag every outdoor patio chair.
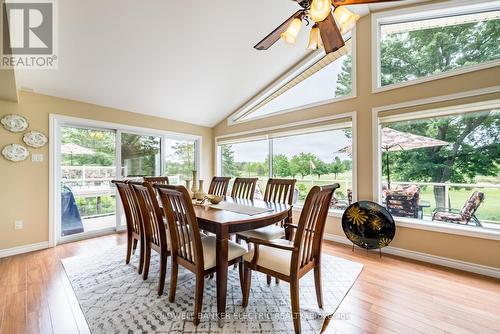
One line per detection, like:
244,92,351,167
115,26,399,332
432,191,484,227
385,185,420,218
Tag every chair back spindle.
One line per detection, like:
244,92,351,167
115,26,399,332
208,177,231,197
156,184,204,271
292,184,339,271
113,180,142,236
231,178,258,200
130,182,168,249
264,178,297,205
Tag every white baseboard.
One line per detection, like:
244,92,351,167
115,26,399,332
324,233,500,279
0,241,50,259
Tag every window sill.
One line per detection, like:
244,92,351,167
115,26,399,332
292,207,500,241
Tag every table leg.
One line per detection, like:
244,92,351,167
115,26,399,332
216,225,229,327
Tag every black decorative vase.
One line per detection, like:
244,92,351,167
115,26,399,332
341,201,396,252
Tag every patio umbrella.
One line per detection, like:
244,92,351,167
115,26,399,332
338,128,449,188
61,143,95,165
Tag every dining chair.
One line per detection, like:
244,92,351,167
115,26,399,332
130,181,171,296
155,184,248,326
231,177,258,200
144,176,170,185
112,180,144,273
242,184,340,334
208,176,231,197
236,178,297,283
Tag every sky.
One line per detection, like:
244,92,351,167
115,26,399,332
228,129,351,163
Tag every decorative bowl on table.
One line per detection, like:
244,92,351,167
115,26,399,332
206,195,223,204
342,201,396,250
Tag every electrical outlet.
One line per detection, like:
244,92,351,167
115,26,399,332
32,154,43,162
15,220,23,230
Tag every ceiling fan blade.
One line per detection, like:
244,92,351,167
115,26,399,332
333,0,402,6
254,10,303,50
318,13,345,54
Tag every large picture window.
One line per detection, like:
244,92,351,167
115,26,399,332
218,121,354,211
374,2,500,89
377,103,500,232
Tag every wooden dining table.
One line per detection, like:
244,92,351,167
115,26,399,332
192,196,291,326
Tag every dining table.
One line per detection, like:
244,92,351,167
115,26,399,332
192,196,291,327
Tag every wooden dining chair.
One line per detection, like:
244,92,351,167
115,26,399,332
236,178,297,283
112,180,144,273
155,184,247,326
208,176,231,197
242,184,340,334
130,181,171,296
231,177,258,200
144,176,170,185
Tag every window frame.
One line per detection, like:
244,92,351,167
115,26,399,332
217,112,358,217
227,29,357,126
372,96,500,241
371,0,500,94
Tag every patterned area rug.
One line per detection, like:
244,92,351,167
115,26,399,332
62,245,363,333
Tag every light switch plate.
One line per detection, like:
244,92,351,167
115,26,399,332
32,153,43,162
15,220,23,230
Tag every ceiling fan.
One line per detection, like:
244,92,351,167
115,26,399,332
255,0,402,54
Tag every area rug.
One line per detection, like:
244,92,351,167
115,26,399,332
62,244,363,333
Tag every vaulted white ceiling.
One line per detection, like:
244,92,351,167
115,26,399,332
14,0,423,127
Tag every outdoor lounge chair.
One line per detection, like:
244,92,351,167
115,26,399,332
385,185,420,218
432,191,484,227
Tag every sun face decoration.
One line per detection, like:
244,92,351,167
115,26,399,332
347,205,368,226
370,217,382,231
378,238,392,248
368,203,380,215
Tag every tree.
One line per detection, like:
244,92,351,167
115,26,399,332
290,153,319,179
272,154,291,177
221,145,239,177
313,160,329,179
330,157,346,179
335,54,352,97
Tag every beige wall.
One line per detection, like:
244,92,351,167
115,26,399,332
0,91,213,250
214,10,500,268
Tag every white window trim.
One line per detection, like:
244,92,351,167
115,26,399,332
371,0,500,94
227,29,357,126
49,114,202,247
216,112,358,209
371,92,500,241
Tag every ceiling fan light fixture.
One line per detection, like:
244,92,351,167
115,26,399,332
280,17,302,44
333,6,360,34
309,0,332,23
307,24,323,50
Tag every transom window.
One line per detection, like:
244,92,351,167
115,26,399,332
230,40,354,124
373,2,500,90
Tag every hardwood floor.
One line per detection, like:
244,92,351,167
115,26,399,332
0,233,498,334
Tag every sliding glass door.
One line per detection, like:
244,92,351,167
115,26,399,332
60,126,117,238
53,117,201,244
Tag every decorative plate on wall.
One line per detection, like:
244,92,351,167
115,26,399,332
342,201,396,250
23,131,48,148
2,144,30,162
1,114,29,133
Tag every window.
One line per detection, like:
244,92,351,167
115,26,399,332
217,120,354,211
374,2,500,89
230,40,354,124
377,102,500,232
164,138,197,184
219,139,269,198
121,133,161,177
